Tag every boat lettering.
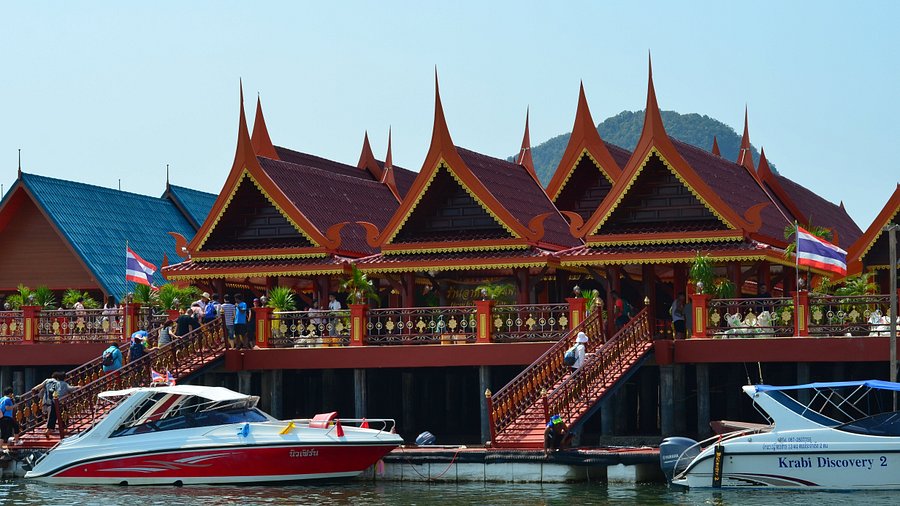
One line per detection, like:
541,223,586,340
777,456,876,470
289,449,319,458
815,457,873,469
762,442,828,451
778,457,811,468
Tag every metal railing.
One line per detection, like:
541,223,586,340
808,294,897,337
36,308,124,343
489,309,605,440
490,303,570,343
270,309,351,348
0,311,24,343
706,297,795,338
548,308,652,423
366,306,477,345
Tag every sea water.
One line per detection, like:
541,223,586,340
1,480,899,505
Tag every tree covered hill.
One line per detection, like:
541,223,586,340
523,110,769,185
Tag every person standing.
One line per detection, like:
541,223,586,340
101,344,123,374
233,294,249,349
129,331,148,362
33,372,76,435
572,332,588,371
221,294,237,347
158,319,175,346
203,293,220,324
670,293,686,340
0,387,20,447
175,307,199,338
195,292,211,313
327,292,342,338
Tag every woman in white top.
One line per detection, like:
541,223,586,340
572,332,588,370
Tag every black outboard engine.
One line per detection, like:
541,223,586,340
415,431,436,446
659,436,699,483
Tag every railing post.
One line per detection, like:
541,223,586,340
794,289,809,337
252,308,271,348
349,304,368,346
475,300,494,343
485,389,496,444
566,297,586,330
22,305,40,344
124,302,140,341
689,294,710,338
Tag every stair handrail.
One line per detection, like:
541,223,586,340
489,309,605,438
11,325,163,436
546,307,653,426
45,318,226,439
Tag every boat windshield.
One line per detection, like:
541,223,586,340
110,392,267,437
837,411,900,437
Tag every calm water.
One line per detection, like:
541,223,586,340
1,480,899,505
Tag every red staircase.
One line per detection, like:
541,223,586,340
488,308,653,448
13,319,228,449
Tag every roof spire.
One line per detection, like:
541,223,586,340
251,95,279,160
641,52,669,141
430,67,455,150
357,130,383,180
166,163,170,187
381,127,399,201
17,148,21,177
517,107,537,181
711,136,720,156
232,79,258,171
737,105,755,171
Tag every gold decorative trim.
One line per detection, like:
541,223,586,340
384,243,529,256
166,268,345,281
386,162,519,245
561,254,771,267
193,251,328,262
859,208,900,260
196,170,320,251
588,234,743,247
552,149,614,201
359,261,548,274
591,149,736,235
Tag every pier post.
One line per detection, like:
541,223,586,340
478,366,491,443
354,369,367,419
401,372,414,435
264,370,283,419
600,396,614,436
660,365,674,436
237,371,252,395
24,368,35,391
796,362,811,404
0,367,10,393
12,370,23,395
674,364,686,434
696,364,710,438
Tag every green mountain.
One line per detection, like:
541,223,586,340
525,110,769,185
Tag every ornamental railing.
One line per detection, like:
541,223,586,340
706,297,795,338
36,308,124,343
270,309,351,348
0,311,24,342
366,306,477,345
808,294,897,337
490,303,570,342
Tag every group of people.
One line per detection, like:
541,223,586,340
0,371,78,448
175,292,260,349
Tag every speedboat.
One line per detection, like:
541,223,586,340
661,380,900,489
24,385,402,485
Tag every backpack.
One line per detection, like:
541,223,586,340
43,379,59,406
205,302,218,320
563,345,578,367
129,342,145,361
101,347,116,367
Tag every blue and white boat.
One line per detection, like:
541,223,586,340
661,380,900,489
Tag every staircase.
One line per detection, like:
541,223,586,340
13,318,228,449
488,308,653,448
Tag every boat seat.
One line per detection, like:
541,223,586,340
309,411,338,429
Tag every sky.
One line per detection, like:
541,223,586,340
2,1,898,230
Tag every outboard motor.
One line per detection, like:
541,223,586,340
415,431,436,446
659,436,699,483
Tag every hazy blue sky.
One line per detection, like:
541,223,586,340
2,1,898,229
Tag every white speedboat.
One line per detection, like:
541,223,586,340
661,380,900,489
25,385,402,485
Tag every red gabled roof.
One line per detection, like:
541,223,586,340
516,108,538,183
357,131,384,181
847,184,900,272
546,83,624,201
736,106,755,173
251,96,279,160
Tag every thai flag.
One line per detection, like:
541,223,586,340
150,369,166,384
166,370,176,386
796,226,847,276
126,247,157,286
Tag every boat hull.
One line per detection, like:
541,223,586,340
31,443,397,485
673,449,900,489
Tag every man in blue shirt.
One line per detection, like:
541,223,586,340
0,387,21,447
101,344,123,374
233,294,249,349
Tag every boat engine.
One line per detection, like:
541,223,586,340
659,436,699,483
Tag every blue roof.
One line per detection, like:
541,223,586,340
164,184,217,229
18,173,214,296
755,380,900,393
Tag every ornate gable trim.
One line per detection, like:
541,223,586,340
551,149,615,202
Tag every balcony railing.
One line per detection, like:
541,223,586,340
366,306,477,345
0,311,24,343
490,303,570,342
808,294,898,337
37,308,124,343
270,309,351,348
706,297,795,338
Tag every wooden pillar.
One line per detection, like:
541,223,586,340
674,364,686,434
124,302,140,341
315,276,331,305
322,370,336,411
214,279,226,298
24,367,36,391
401,371,414,435
689,294,710,338
254,307,272,348
557,270,570,304
349,304,368,346
263,370,283,419
515,268,529,304
566,297,586,331
728,262,743,296
673,264,688,300
265,276,278,294
238,371,252,395
797,362,811,405
21,305,40,344
794,290,809,337
354,369,367,419
600,396,614,436
757,261,771,293
642,264,656,336
660,365,674,437
606,266,621,337
479,366,491,444
402,272,415,307
697,364,711,438
474,300,494,343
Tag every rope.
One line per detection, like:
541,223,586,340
398,446,464,481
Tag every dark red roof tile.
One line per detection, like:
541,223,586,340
774,174,861,248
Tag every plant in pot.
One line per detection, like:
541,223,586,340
341,265,379,305
62,289,100,309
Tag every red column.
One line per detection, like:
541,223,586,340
166,309,180,321
567,297,586,331
124,303,140,341
253,307,272,348
475,300,494,343
21,305,40,344
349,304,368,346
689,294,710,338
794,290,809,337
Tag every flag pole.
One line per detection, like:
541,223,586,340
795,222,801,293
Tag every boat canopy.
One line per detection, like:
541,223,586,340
754,380,900,393
98,385,250,402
